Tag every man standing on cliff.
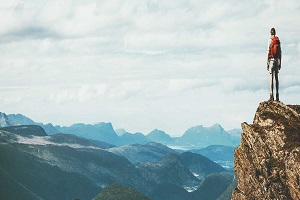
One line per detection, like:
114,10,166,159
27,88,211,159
267,27,282,101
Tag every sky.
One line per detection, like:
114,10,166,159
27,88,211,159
0,0,300,136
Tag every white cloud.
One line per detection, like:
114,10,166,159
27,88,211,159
78,84,107,102
283,86,300,95
50,90,75,104
168,79,214,93
1,0,300,135
50,84,107,103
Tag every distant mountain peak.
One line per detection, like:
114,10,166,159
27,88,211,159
122,132,145,137
211,123,222,129
120,132,151,145
148,129,166,135
93,122,114,129
7,113,36,125
147,129,173,144
178,123,235,148
0,112,17,127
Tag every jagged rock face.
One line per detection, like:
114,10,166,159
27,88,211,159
232,101,300,200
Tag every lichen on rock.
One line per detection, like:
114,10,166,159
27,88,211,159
232,101,300,200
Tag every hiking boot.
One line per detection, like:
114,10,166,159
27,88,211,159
269,93,274,101
276,93,279,101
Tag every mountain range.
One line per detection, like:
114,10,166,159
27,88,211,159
0,124,236,200
175,124,240,148
0,112,241,149
0,111,239,173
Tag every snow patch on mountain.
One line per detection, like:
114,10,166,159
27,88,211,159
184,186,198,192
14,135,103,150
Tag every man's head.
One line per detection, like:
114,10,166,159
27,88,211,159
270,28,276,36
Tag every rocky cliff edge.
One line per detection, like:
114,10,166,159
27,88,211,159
232,101,300,200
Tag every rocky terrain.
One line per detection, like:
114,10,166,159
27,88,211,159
232,101,300,200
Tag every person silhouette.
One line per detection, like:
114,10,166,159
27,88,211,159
267,27,282,101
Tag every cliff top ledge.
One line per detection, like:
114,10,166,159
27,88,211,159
232,101,300,200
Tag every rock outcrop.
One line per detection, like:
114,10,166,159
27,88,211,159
232,101,300,200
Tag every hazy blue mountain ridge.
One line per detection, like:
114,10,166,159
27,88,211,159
120,132,152,145
56,122,121,146
227,128,242,143
146,129,174,144
6,113,59,135
1,112,240,149
175,123,238,148
7,114,36,125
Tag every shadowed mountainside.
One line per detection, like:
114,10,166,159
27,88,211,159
93,184,150,200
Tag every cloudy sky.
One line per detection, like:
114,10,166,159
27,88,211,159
1,0,300,136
